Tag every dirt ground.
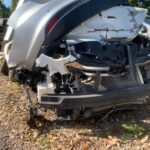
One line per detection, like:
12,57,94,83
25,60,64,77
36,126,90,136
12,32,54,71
0,72,150,150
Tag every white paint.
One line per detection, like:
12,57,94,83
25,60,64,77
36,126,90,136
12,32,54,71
66,6,148,44
36,54,76,76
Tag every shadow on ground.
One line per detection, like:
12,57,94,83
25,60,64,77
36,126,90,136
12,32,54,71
28,106,150,141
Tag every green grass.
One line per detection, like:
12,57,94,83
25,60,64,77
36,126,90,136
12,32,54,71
27,133,37,142
41,139,53,150
120,123,146,139
0,57,4,69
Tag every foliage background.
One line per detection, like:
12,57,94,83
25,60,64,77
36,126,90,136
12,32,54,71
0,0,10,17
10,0,19,13
129,0,150,14
0,0,150,18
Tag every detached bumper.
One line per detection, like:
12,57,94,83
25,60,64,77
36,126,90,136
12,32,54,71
39,84,150,109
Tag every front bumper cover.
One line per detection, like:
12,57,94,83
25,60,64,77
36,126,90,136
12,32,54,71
39,83,150,109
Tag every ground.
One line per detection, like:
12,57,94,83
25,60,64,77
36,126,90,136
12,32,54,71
0,70,150,150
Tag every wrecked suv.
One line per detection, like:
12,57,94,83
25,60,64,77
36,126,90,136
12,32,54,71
2,0,150,120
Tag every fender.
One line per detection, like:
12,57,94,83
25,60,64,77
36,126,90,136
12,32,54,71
4,0,128,69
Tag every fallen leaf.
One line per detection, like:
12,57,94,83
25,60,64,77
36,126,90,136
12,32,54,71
108,135,120,142
106,136,120,149
82,143,90,149
106,140,119,149
108,135,113,139
140,135,149,144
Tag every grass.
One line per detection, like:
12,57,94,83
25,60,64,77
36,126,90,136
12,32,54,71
41,139,53,150
120,123,146,139
107,111,147,139
27,133,37,142
0,57,4,69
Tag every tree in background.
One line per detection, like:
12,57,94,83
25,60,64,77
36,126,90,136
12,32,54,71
141,0,150,13
0,0,10,17
1,0,150,17
129,0,150,13
10,0,19,13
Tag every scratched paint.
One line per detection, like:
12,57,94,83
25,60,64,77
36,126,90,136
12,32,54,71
67,6,148,44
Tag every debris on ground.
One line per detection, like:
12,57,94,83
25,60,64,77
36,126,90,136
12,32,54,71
0,73,150,150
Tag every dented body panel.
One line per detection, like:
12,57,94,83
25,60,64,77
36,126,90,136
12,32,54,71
67,6,147,44
4,0,131,69
3,0,150,119
4,0,76,68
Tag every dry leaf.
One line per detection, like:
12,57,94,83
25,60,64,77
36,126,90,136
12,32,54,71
140,135,149,144
106,136,120,149
106,140,119,149
108,136,120,142
108,135,113,139
82,143,90,149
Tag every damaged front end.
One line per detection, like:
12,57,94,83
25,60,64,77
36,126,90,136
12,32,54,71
2,0,150,119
